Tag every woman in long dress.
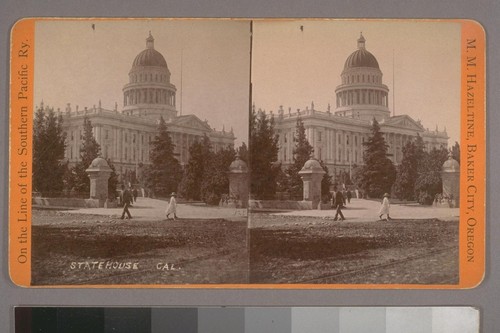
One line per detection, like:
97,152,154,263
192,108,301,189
378,193,391,221
166,192,178,220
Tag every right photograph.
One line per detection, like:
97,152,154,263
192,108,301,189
249,20,462,285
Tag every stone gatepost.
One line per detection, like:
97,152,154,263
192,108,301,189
86,157,112,208
299,158,325,209
441,153,460,208
227,154,249,208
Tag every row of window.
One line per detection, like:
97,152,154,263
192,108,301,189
124,88,175,106
281,132,365,146
282,147,361,163
70,129,154,145
342,73,381,85
130,72,168,84
337,89,388,107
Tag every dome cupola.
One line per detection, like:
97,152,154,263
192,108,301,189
344,33,380,69
132,32,169,68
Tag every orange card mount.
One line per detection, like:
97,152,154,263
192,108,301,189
9,18,485,288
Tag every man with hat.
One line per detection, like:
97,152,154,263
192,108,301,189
165,192,178,220
120,184,133,220
332,186,345,221
379,193,391,221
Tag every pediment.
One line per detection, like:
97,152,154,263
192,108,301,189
172,115,212,132
383,115,424,131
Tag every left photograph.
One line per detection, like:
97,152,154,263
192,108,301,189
28,19,250,285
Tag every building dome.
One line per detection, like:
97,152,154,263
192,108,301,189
131,32,168,68
344,34,379,69
123,32,177,120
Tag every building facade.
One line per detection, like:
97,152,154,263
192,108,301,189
52,33,235,178
269,34,448,177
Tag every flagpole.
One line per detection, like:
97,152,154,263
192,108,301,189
392,48,395,117
183,48,184,116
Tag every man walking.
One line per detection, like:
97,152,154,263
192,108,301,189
120,185,133,219
332,186,345,221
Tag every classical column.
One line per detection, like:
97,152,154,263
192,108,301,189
119,129,123,161
393,133,397,163
326,129,331,161
97,125,102,146
332,129,336,163
71,129,76,161
311,127,316,157
342,130,346,164
181,134,185,163
139,131,143,162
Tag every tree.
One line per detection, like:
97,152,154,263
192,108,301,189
200,146,236,205
106,158,119,199
145,116,182,197
70,116,101,194
237,141,248,163
358,118,396,198
249,109,280,199
451,141,460,164
33,105,67,196
179,135,212,200
286,117,314,199
319,160,332,203
393,134,425,201
414,146,449,205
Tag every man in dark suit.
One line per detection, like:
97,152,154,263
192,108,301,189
120,185,133,219
332,186,345,221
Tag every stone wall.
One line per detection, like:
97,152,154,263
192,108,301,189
32,197,101,209
249,200,332,211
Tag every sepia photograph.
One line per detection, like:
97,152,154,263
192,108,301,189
249,20,461,284
10,18,484,287
29,19,250,285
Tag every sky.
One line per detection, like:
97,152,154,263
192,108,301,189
252,20,461,145
34,19,251,145
34,20,461,146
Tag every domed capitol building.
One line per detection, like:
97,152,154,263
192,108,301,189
269,34,448,176
58,33,235,177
